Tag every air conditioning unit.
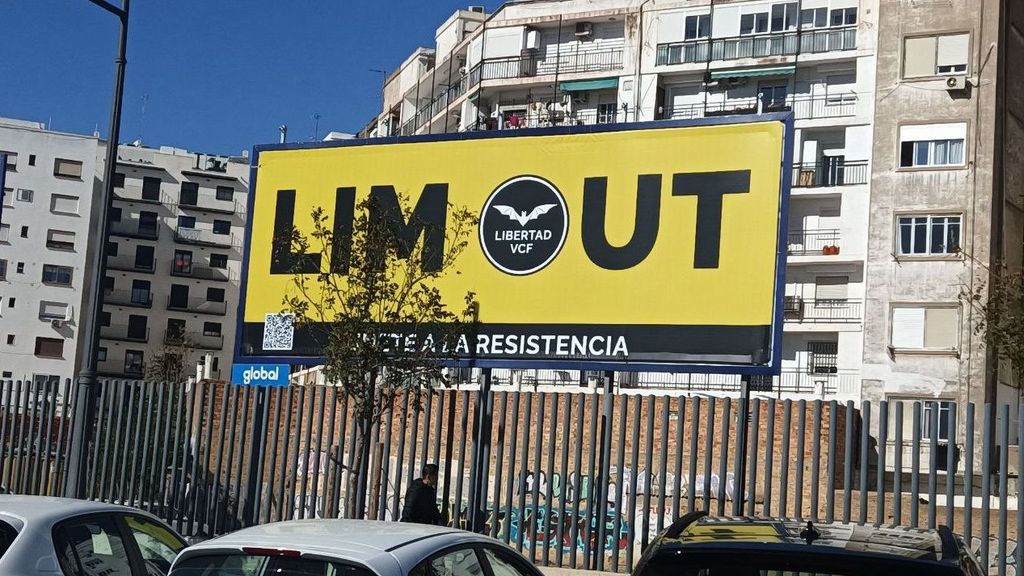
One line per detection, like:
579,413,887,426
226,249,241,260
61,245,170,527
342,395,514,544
575,22,594,38
51,319,64,329
946,75,968,91
525,29,540,50
468,5,485,13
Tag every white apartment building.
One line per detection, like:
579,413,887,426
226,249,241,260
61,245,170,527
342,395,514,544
0,118,104,384
369,0,877,399
97,144,249,380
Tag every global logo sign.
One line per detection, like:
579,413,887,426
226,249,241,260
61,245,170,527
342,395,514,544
479,175,568,276
231,363,290,387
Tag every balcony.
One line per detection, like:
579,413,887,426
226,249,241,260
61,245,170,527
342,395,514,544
166,296,227,315
787,229,841,256
97,361,145,379
100,324,150,343
463,107,632,132
164,330,224,351
107,254,156,274
783,297,862,323
177,194,245,216
108,220,160,241
632,369,859,395
102,289,153,309
656,27,857,66
792,160,868,188
478,48,624,82
114,184,162,205
174,226,236,248
169,263,231,282
665,93,858,122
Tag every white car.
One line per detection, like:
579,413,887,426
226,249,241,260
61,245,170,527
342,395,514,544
0,495,186,576
170,520,546,576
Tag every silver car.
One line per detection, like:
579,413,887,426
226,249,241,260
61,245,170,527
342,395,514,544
0,495,186,575
170,520,546,576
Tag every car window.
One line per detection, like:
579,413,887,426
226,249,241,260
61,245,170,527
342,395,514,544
170,554,376,576
0,519,17,559
482,547,536,576
411,547,485,576
125,515,186,576
54,515,133,576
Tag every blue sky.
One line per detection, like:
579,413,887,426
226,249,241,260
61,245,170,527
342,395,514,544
2,1,500,155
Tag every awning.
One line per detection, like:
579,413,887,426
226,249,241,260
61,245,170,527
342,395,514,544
559,78,619,92
710,66,796,80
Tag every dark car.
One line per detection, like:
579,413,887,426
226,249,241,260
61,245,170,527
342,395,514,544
634,513,984,576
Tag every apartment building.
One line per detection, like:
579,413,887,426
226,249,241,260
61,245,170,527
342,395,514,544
861,1,1024,439
370,0,878,399
96,144,249,380
0,118,104,383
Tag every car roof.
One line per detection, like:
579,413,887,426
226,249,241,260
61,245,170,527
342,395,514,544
176,520,500,575
653,516,956,563
0,495,140,529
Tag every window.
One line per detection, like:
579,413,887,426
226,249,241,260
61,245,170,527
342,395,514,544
0,260,5,280
101,311,111,327
178,216,196,229
898,215,961,256
2,188,11,208
39,301,69,320
759,84,788,108
7,298,13,308
216,185,234,201
27,154,36,167
684,14,710,40
210,253,228,269
46,230,76,251
15,263,22,274
125,515,185,575
103,276,115,292
814,276,848,301
142,176,161,201
134,245,155,269
923,401,954,441
206,287,225,303
5,336,13,345
41,265,73,286
740,12,769,35
15,188,33,202
891,306,959,351
899,123,967,168
0,224,8,243
131,280,152,306
54,516,132,576
20,226,28,238
213,220,231,235
112,172,125,188
109,206,122,222
180,181,199,206
166,318,187,341
1,152,16,171
107,241,119,257
174,250,193,274
98,347,107,362
904,33,969,78
483,547,536,576
34,337,64,358
412,547,485,576
807,341,838,374
0,372,9,379
597,103,618,124
53,158,83,179
203,322,222,337
830,7,856,27
125,350,145,375
770,2,798,32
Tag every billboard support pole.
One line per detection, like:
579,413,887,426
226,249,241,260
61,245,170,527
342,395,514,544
734,374,751,515
469,367,492,533
594,370,615,571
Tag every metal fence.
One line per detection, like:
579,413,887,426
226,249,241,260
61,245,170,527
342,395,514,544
0,378,1021,575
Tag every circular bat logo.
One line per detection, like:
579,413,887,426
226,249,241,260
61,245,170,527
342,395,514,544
479,176,568,276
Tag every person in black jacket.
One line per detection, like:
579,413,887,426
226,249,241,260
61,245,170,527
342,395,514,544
401,464,444,525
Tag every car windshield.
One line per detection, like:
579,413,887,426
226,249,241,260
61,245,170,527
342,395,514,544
170,554,377,576
642,551,962,576
0,519,16,559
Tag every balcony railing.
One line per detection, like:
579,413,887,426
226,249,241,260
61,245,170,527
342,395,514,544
656,27,857,65
176,194,245,216
166,296,227,315
97,361,145,378
631,369,859,395
169,263,231,282
109,220,160,240
100,324,150,343
462,108,633,132
665,93,858,122
792,160,869,188
174,226,236,248
103,289,153,308
783,297,862,323
787,229,841,256
165,330,224,350
107,254,156,274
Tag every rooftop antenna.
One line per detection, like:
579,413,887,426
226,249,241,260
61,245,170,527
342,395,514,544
312,113,322,141
138,93,149,146
278,124,288,144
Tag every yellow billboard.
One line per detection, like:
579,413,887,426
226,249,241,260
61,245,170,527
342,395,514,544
237,118,791,372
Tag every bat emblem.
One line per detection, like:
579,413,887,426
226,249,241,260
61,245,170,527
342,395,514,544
492,204,558,227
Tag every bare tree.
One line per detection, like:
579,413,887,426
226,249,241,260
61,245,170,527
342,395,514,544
963,261,1024,386
145,329,196,383
281,192,478,518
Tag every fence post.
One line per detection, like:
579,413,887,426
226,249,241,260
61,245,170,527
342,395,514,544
733,375,750,516
594,371,615,571
243,387,270,526
468,368,492,533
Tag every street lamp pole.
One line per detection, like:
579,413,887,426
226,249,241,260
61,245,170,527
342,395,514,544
65,0,130,499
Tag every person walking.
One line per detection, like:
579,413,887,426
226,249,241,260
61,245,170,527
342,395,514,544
401,464,444,525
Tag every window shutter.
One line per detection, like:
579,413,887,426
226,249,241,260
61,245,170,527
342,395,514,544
815,276,849,300
924,307,959,349
904,36,937,77
936,33,969,67
892,307,925,349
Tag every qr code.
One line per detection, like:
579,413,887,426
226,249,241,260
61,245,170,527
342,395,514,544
263,313,295,351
